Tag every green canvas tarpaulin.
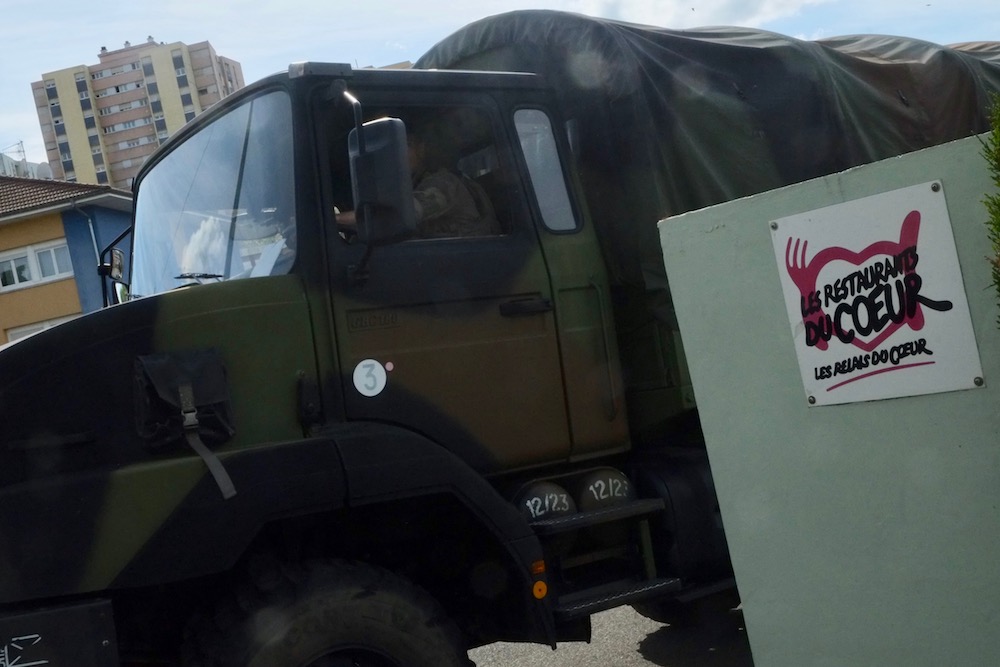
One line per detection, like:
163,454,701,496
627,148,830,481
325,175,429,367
417,10,1000,299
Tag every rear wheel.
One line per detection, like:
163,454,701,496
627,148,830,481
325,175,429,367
184,558,470,667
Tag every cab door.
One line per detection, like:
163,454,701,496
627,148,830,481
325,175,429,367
512,108,631,459
326,95,571,473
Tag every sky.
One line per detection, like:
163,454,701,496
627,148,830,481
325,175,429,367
2,0,999,165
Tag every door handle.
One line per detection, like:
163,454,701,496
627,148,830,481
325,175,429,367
499,297,553,317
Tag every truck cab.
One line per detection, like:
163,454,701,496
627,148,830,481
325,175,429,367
0,62,728,666
131,63,632,468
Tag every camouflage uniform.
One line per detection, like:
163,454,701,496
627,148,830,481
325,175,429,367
412,169,499,238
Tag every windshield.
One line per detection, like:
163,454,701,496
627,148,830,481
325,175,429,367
130,90,295,297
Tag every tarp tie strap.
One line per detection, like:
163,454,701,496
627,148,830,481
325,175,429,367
179,383,237,500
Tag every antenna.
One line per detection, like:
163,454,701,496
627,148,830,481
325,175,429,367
1,141,26,160
1,142,34,178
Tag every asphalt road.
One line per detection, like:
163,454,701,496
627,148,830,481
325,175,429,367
471,598,755,667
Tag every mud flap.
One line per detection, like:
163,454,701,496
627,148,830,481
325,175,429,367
134,349,237,499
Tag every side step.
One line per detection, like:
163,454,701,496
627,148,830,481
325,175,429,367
555,576,681,619
529,498,664,535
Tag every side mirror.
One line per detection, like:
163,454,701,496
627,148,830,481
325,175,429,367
98,246,129,305
107,248,130,304
108,247,125,281
113,281,130,304
98,226,133,307
348,117,416,245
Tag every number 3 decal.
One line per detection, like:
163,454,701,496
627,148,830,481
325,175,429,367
353,359,388,397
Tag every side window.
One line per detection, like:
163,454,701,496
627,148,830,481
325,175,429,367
514,109,579,232
333,104,509,240
132,90,295,297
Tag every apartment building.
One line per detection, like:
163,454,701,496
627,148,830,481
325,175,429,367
0,176,131,345
32,37,244,188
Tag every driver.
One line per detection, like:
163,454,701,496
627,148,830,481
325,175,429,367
337,124,498,239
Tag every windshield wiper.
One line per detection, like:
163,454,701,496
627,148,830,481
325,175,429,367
174,272,224,281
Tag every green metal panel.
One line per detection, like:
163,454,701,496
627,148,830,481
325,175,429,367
660,136,1000,667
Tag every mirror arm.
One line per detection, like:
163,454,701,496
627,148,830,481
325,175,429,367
342,88,375,226
343,89,366,154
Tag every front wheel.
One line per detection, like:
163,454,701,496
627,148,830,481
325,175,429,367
184,559,470,667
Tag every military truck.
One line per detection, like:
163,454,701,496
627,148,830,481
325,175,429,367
2,10,999,666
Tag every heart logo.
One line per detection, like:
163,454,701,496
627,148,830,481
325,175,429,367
784,210,936,352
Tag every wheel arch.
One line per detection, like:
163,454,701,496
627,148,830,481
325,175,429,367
109,424,554,650
326,422,554,645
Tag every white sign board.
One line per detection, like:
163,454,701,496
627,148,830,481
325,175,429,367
770,181,984,406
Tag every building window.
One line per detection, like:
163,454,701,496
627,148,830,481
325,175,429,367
0,241,73,292
96,172,109,184
103,117,152,134
143,62,154,77
147,82,158,95
180,93,192,106
89,135,101,147
46,86,58,100
151,100,162,114
76,79,89,92
84,115,96,129
0,254,30,288
99,99,148,116
95,81,144,98
80,98,92,111
176,75,189,88
36,244,73,278
184,111,195,122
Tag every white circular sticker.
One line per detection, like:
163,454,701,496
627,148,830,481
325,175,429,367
353,359,388,397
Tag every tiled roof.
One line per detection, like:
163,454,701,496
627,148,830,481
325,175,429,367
0,176,131,218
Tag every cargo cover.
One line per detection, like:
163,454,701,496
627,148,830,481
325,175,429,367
417,10,1000,302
